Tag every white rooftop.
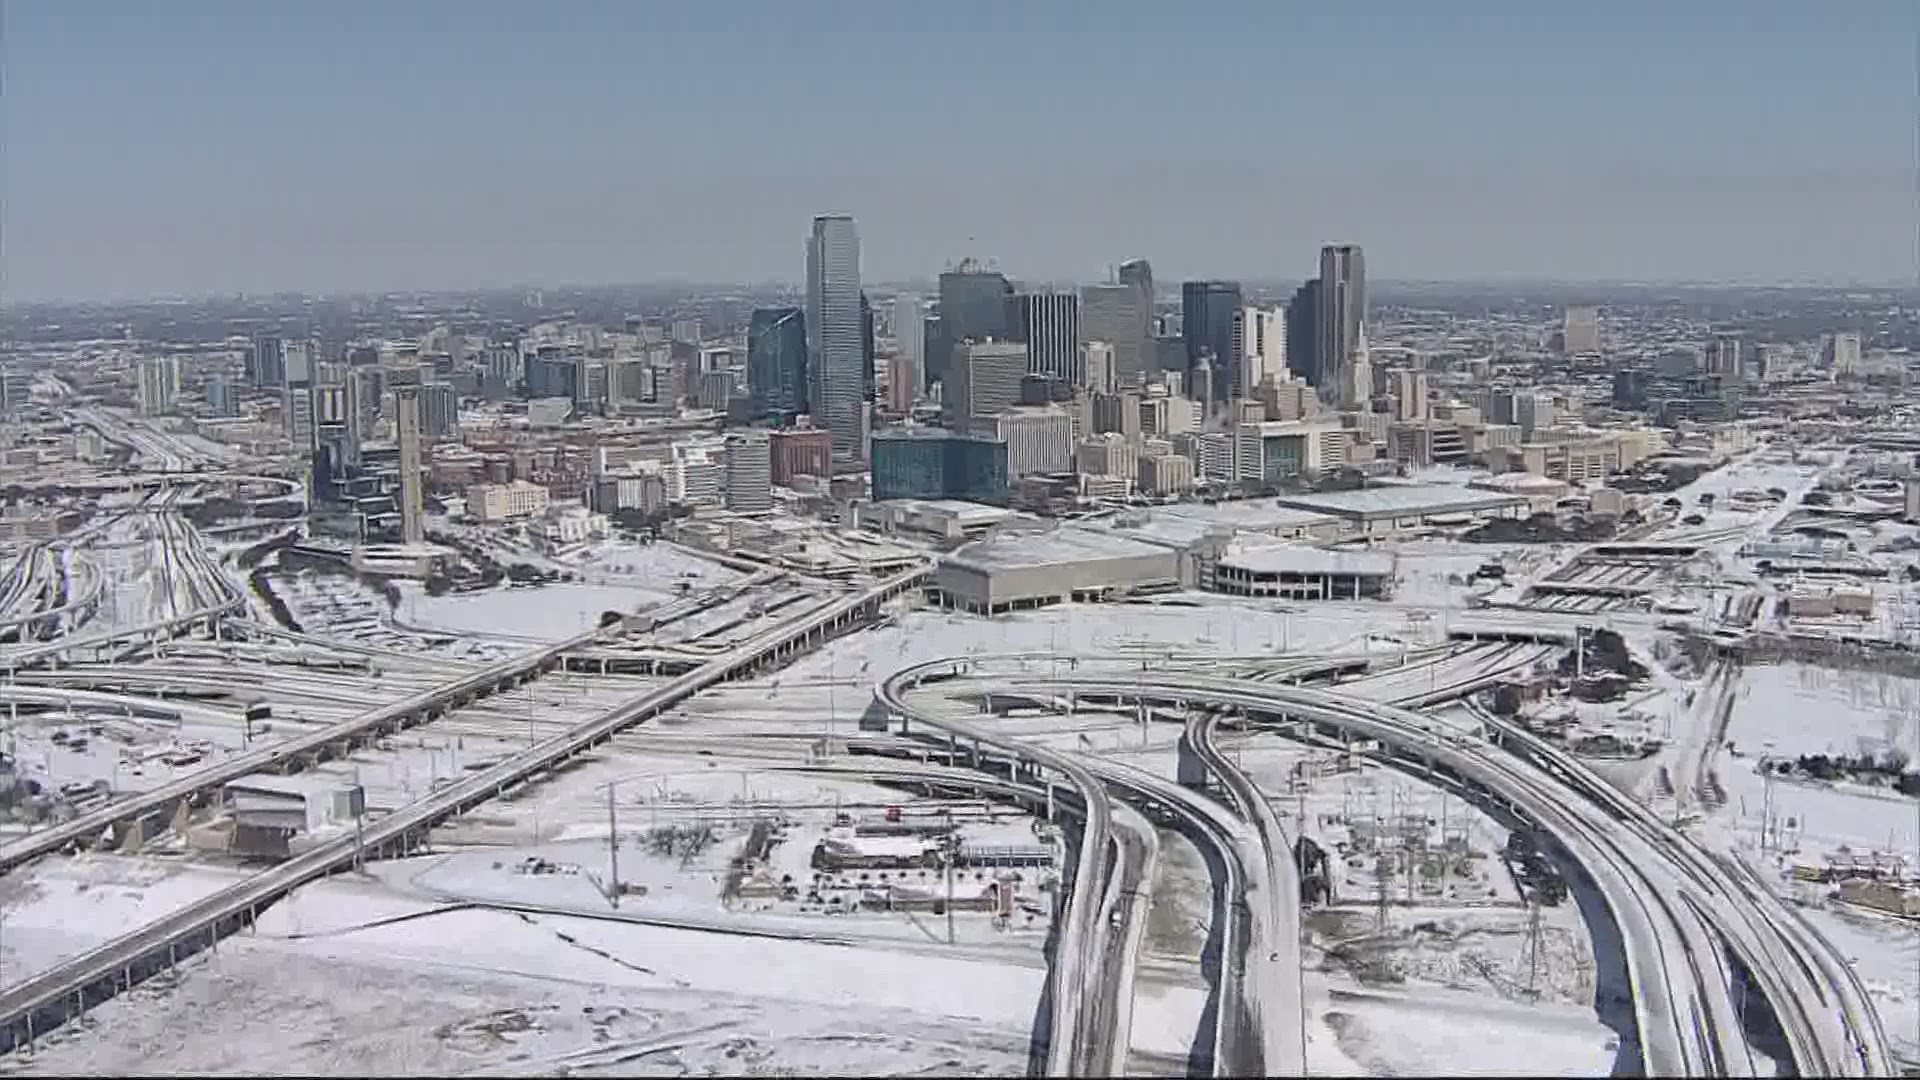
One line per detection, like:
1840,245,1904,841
1273,484,1528,517
1217,543,1397,576
944,527,1171,571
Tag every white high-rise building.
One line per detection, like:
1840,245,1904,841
1234,306,1286,399
892,294,925,401
1563,306,1600,354
805,214,864,460
1830,332,1862,377
724,430,774,513
1082,341,1117,395
391,375,426,546
138,355,179,417
1341,326,1372,412
991,405,1074,477
1391,370,1429,422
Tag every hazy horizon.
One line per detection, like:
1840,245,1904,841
5,1,1919,303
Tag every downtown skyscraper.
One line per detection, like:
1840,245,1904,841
1182,280,1244,406
1020,291,1080,384
1316,244,1367,409
805,214,864,460
747,306,807,423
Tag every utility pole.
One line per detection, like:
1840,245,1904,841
1524,898,1543,998
607,784,621,909
945,809,956,945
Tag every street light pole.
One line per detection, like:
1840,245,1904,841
607,783,621,909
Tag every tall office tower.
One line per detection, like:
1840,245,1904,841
205,373,236,418
284,339,315,386
390,370,426,546
935,258,1016,390
1516,391,1556,439
1341,327,1373,412
893,294,925,400
138,355,179,417
989,405,1075,477
949,340,1029,430
420,382,459,440
1021,292,1080,383
1287,280,1321,387
1391,369,1429,422
747,307,808,422
1705,334,1743,378
1826,332,1863,377
1563,306,1600,354
1756,343,1790,382
249,334,286,389
670,318,703,345
724,430,774,512
284,386,315,452
1190,356,1215,418
861,292,877,402
1080,283,1151,388
1082,341,1117,394
1232,306,1285,399
1118,257,1154,308
1316,244,1366,404
805,214,865,459
1182,281,1244,404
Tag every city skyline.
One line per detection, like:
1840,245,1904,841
5,1,1920,301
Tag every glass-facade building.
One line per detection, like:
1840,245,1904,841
747,306,807,423
870,429,1009,505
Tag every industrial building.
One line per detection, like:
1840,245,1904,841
932,527,1180,613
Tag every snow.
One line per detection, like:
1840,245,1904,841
4,875,1041,1077
396,582,666,642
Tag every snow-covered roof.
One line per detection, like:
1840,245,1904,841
1217,543,1396,577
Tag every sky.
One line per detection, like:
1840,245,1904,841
3,0,1919,302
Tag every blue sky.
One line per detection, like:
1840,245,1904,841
4,0,1918,300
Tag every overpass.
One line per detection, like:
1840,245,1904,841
1018,672,1894,1078
0,573,806,876
0,565,927,1053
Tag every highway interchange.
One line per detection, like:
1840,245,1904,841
0,408,1902,1076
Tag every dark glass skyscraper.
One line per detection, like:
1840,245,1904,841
870,428,1009,505
1019,292,1080,383
747,306,807,423
1287,279,1321,388
1182,280,1243,404
935,259,1016,391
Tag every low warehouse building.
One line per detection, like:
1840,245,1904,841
934,527,1181,614
1211,544,1396,600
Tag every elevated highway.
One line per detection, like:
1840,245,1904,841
0,566,927,1053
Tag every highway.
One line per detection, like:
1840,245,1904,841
1013,670,1901,1078
0,565,927,1053
0,579,746,875
874,659,1118,1079
1462,698,1896,1078
879,643,1538,1076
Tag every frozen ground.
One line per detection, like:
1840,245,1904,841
3,877,1038,1077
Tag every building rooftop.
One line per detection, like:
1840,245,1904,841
944,526,1172,572
873,427,1004,444
1272,484,1528,518
874,498,1024,526
1217,542,1396,577
1154,501,1341,532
